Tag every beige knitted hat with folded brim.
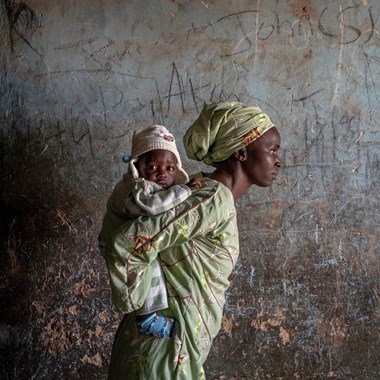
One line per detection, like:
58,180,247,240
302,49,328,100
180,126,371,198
127,125,189,185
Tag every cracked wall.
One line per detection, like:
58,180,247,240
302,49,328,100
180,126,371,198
1,0,379,379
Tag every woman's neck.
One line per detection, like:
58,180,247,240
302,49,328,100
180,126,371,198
207,166,250,201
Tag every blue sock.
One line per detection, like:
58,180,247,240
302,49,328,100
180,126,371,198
137,312,178,338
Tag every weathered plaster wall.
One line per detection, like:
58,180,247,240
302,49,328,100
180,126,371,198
1,0,379,379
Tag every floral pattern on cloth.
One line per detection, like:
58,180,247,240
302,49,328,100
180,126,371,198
106,177,239,379
183,101,275,165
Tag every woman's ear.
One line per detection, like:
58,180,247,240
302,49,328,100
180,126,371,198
234,148,247,161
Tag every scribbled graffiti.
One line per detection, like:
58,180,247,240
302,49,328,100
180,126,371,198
189,5,378,50
0,0,40,52
1,1,380,379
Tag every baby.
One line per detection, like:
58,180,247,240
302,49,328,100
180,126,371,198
99,125,200,338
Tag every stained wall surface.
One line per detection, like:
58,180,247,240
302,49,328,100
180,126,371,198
1,0,379,379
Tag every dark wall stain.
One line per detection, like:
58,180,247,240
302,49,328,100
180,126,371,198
1,1,379,379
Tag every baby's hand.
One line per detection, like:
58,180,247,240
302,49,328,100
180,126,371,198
187,178,202,190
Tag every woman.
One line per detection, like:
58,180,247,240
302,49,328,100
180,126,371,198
105,101,282,379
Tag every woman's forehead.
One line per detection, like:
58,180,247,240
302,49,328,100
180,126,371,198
252,127,281,148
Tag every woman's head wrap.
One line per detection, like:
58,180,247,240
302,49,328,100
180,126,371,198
183,101,275,165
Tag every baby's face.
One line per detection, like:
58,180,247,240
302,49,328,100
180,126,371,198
135,149,178,189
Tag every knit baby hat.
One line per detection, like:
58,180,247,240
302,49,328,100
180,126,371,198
126,125,189,185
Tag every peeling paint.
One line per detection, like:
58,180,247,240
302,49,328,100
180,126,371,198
1,0,379,379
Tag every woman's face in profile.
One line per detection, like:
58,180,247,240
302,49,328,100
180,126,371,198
243,127,282,187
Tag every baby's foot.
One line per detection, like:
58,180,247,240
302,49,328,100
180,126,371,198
137,312,179,338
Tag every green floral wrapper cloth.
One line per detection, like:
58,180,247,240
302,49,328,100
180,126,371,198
184,101,275,165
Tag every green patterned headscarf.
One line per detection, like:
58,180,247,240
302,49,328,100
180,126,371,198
183,101,275,165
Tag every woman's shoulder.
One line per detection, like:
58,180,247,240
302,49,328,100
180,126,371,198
189,172,234,206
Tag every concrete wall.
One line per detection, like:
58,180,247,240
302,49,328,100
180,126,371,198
1,0,379,379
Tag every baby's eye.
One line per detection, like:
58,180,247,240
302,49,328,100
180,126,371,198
148,165,158,170
167,166,176,171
